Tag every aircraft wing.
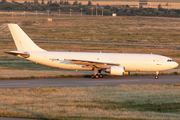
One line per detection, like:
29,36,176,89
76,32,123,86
64,59,120,69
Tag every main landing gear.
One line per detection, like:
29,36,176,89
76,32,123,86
91,68,103,79
155,71,159,79
91,73,103,79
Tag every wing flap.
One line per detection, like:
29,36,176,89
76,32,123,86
64,59,120,68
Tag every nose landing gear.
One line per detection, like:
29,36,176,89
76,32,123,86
155,71,159,79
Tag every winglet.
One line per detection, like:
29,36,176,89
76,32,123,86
8,24,45,51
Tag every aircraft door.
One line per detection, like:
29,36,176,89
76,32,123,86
155,57,161,70
156,57,161,63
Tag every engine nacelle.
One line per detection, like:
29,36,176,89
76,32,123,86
105,66,125,76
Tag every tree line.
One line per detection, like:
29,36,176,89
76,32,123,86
1,0,180,17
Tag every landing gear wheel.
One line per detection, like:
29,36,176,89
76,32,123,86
99,74,103,78
95,74,99,79
155,71,159,79
155,76,158,79
91,75,95,79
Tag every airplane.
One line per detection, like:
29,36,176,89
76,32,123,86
5,24,178,79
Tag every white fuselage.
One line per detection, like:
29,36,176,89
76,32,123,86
26,51,178,72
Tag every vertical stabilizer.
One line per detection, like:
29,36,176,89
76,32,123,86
8,24,45,51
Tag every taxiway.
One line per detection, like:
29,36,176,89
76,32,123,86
0,75,180,89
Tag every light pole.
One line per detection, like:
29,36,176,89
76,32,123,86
96,4,98,16
80,8,82,17
47,10,49,17
58,9,61,17
69,9,72,17
24,11,25,17
90,8,93,16
102,7,103,16
36,10,37,17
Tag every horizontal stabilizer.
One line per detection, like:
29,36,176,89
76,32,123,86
5,51,30,58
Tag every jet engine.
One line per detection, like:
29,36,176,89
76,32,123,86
105,66,125,76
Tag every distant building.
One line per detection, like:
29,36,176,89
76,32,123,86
112,13,117,17
139,0,148,6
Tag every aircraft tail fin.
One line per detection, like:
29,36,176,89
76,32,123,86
8,24,45,51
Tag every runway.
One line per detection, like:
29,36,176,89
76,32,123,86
0,75,180,88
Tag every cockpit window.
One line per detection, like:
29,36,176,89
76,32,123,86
167,59,174,62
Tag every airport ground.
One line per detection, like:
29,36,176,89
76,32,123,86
0,15,180,119
0,76,180,119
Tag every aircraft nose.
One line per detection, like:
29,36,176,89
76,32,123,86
173,62,179,68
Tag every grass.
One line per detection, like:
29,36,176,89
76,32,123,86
92,100,180,113
1,16,180,45
0,84,180,119
0,57,63,71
